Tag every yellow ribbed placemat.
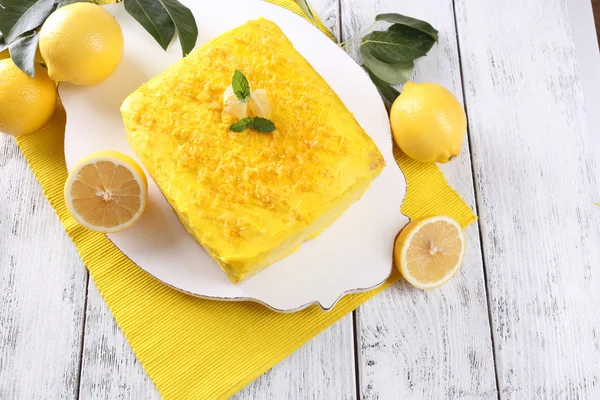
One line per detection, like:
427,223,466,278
2,1,476,398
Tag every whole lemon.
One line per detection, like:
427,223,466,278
39,3,124,86
0,59,57,137
390,82,467,163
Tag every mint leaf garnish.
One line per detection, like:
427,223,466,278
230,117,254,132
232,70,251,102
252,117,276,133
229,117,276,133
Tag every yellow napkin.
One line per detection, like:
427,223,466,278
2,1,476,398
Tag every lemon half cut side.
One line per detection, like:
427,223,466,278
394,216,466,289
64,151,148,233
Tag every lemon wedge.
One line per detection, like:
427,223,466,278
223,85,272,120
223,85,248,120
249,89,272,118
64,151,148,233
394,216,466,289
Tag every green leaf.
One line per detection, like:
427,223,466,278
4,0,54,43
56,0,89,8
292,0,317,24
362,29,435,63
232,70,251,102
8,31,39,77
229,117,276,133
364,66,400,105
0,0,37,37
230,117,254,133
376,13,438,41
123,0,175,51
156,0,197,56
252,117,276,133
0,33,6,52
360,44,413,85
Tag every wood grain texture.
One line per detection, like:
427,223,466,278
77,281,160,400
454,0,600,398
233,314,356,400
0,135,88,400
2,0,598,398
341,0,498,398
78,1,357,399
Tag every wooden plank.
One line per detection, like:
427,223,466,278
78,281,160,400
454,0,600,398
78,1,357,399
340,0,498,398
0,136,88,399
233,314,356,400
79,281,355,400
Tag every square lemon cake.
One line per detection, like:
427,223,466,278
121,18,385,283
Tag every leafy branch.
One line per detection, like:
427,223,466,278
352,13,437,104
0,0,198,77
296,2,438,105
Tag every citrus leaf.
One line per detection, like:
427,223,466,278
0,0,37,37
362,29,435,63
252,117,275,133
123,0,175,51
230,117,254,133
376,13,438,41
156,0,197,56
8,31,39,77
361,44,413,85
364,66,400,105
56,0,89,8
5,0,54,43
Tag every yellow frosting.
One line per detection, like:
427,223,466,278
121,18,385,283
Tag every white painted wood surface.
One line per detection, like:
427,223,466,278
341,0,498,398
454,0,600,398
0,136,88,400
1,0,599,398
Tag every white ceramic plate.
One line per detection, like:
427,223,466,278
62,0,408,312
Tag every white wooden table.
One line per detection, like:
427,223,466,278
1,0,600,398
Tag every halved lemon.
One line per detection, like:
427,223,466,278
64,150,148,233
394,216,466,289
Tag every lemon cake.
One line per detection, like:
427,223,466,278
121,18,385,283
